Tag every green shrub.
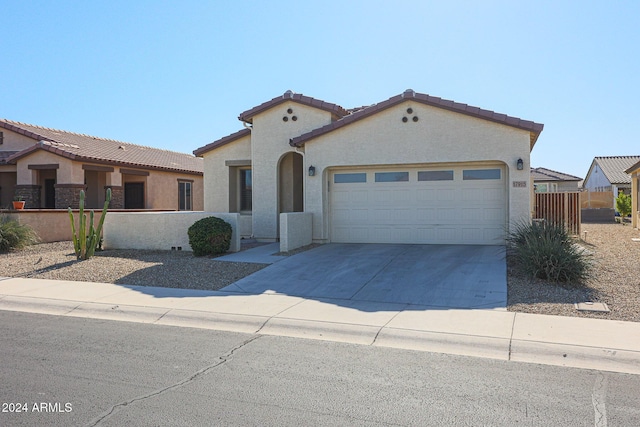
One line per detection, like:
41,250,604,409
188,216,232,256
507,220,591,284
616,192,631,219
0,216,39,252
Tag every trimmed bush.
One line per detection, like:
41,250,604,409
507,220,591,284
0,216,39,252
188,216,232,256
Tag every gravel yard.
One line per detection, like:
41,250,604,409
1,223,638,322
508,222,640,322
0,242,268,291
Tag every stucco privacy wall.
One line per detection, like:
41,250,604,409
303,101,533,241
279,212,312,252
103,212,240,252
4,210,102,243
251,101,333,240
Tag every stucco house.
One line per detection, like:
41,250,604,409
0,119,203,210
531,167,581,193
624,160,640,228
194,89,543,245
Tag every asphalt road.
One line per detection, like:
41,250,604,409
0,311,638,426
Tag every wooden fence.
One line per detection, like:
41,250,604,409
580,191,613,209
534,192,581,235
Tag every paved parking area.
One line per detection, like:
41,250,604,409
221,244,507,309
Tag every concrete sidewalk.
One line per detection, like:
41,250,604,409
0,276,639,375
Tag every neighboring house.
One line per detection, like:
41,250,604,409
582,156,640,207
531,167,582,193
194,89,543,245
0,119,203,210
625,160,640,228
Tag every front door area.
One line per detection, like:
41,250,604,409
124,182,145,209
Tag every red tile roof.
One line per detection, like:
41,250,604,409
0,150,19,165
238,90,349,123
290,89,543,148
193,128,251,157
1,119,203,175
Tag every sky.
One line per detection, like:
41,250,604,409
3,1,639,179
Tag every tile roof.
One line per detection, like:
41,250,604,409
531,167,582,182
0,150,19,165
290,89,544,149
593,156,640,185
1,119,203,175
238,90,349,123
193,128,250,157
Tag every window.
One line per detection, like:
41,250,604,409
178,181,192,210
0,131,3,144
240,169,252,211
463,169,501,180
375,172,409,182
418,170,454,181
334,173,366,183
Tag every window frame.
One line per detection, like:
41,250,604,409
239,168,252,212
178,180,193,211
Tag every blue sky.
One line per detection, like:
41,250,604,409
4,1,639,178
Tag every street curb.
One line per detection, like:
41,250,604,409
373,327,511,361
1,297,639,375
510,340,640,375
157,309,269,334
259,317,380,345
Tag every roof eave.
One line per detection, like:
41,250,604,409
291,90,544,147
193,128,251,157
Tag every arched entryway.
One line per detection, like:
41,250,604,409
278,152,304,214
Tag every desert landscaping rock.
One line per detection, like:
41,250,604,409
0,242,266,291
507,223,640,322
1,223,638,322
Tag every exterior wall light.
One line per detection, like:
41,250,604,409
308,165,316,176
517,158,524,170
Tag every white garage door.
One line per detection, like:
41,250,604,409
330,165,506,245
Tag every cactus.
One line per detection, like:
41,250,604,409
68,188,111,260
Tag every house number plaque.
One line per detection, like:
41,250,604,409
512,181,527,188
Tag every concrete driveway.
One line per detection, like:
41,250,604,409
221,244,507,309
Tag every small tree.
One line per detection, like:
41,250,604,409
615,192,631,223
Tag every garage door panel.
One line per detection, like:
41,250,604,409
331,166,506,245
417,189,436,202
483,208,504,221
373,189,411,203
373,208,413,223
417,208,437,221
437,228,459,242
483,188,503,201
462,208,481,221
437,189,456,201
462,228,484,242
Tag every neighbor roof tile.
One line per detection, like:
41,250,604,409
1,119,203,175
